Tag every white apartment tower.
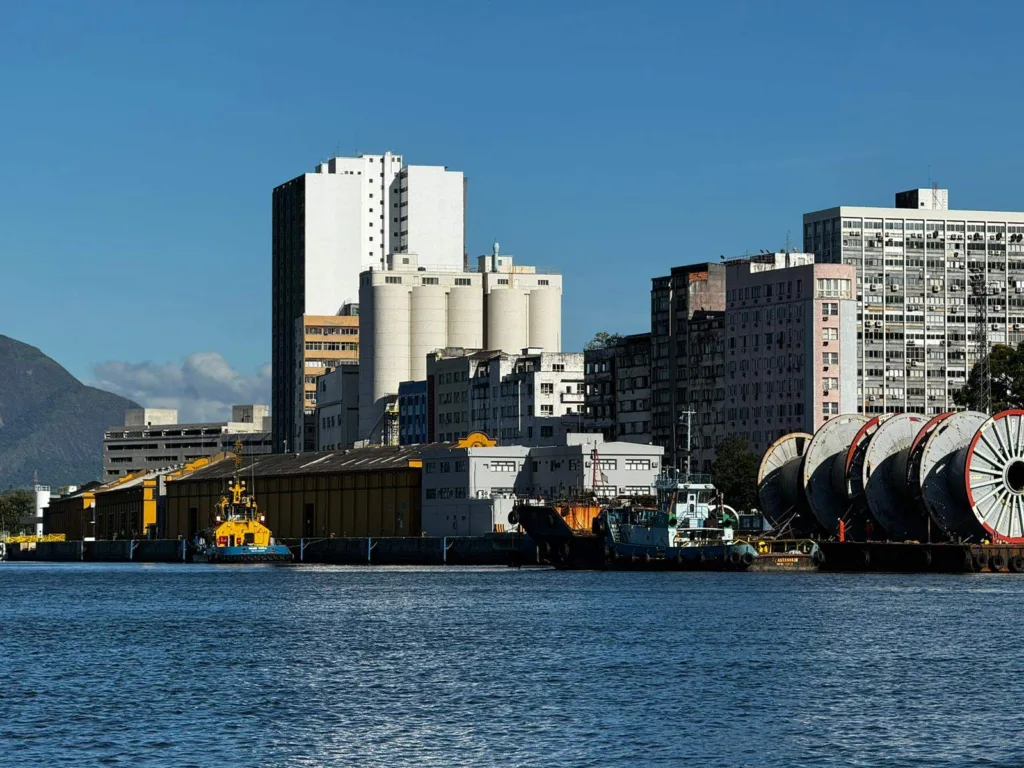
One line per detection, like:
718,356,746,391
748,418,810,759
272,152,466,451
804,188,1024,416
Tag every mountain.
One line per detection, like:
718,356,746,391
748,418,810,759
0,335,138,489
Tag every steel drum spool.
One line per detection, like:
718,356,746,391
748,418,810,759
842,416,887,538
905,412,954,518
844,416,887,506
757,432,813,531
961,410,1024,543
862,413,930,541
918,411,988,540
801,414,869,534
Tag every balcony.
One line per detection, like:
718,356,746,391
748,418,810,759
561,392,584,404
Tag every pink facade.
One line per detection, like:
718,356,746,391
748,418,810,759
724,253,856,457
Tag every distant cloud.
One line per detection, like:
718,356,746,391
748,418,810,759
91,352,271,423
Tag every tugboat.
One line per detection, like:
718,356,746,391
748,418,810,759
515,468,758,571
193,451,292,564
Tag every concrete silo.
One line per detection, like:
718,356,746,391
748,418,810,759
486,288,528,354
409,284,448,381
447,285,484,350
359,282,411,438
528,289,561,352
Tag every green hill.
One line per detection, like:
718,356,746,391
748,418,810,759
0,335,138,488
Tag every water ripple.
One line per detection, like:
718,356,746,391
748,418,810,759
1,564,1023,766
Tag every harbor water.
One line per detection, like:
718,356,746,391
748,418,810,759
1,564,1021,767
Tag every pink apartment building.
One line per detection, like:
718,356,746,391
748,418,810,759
724,253,857,457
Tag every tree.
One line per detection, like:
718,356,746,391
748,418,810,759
710,437,760,512
0,489,35,536
953,342,1024,413
584,331,623,351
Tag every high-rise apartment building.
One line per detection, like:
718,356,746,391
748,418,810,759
583,333,652,444
272,152,465,451
357,247,562,439
804,188,1024,416
649,255,858,470
650,264,726,471
723,253,857,458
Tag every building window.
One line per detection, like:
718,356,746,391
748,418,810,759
625,459,651,471
455,278,471,286
540,383,554,394
822,352,839,366
385,276,402,284
598,459,617,471
822,302,838,317
822,327,839,341
491,460,517,472
822,402,839,418
540,426,553,438
540,405,554,415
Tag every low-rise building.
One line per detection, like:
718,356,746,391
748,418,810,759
419,433,664,536
315,365,360,451
104,406,272,478
428,347,584,445
583,333,652,443
165,446,424,540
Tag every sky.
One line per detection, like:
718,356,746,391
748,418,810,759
4,0,1024,420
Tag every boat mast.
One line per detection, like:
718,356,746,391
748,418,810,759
679,407,696,482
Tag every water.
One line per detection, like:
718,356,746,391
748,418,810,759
1,564,1022,767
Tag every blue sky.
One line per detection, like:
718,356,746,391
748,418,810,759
3,0,1024,417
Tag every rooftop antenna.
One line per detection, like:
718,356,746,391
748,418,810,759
785,229,792,252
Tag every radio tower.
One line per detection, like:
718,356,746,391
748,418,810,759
969,265,992,414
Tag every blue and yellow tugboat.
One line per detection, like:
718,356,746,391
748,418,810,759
193,452,292,564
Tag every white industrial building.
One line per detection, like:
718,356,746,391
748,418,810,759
272,151,465,452
315,365,360,451
427,348,583,445
805,188,1024,416
357,244,563,439
419,434,664,536
103,406,272,478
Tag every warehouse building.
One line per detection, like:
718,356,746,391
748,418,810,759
164,446,425,541
43,457,224,540
419,433,664,536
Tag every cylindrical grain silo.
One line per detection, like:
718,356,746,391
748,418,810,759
359,282,410,438
528,288,562,352
410,285,447,381
486,288,528,354
447,285,484,350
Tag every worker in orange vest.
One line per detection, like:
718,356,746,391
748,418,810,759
837,519,846,542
